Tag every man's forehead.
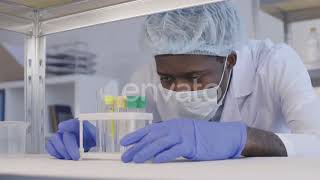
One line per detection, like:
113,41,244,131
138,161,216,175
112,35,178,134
155,54,224,75
155,54,221,60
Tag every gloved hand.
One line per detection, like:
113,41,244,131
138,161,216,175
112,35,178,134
46,119,96,160
121,119,247,163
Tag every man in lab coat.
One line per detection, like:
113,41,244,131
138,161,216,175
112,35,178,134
46,1,320,162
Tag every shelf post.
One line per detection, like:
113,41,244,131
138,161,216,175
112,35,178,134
25,10,46,154
283,13,293,45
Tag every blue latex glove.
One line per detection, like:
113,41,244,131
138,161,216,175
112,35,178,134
121,120,247,163
46,119,96,160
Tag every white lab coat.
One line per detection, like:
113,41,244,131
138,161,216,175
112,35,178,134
130,39,320,156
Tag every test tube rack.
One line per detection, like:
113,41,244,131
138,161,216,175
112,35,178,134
78,112,153,160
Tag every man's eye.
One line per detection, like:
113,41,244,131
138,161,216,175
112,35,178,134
160,76,174,82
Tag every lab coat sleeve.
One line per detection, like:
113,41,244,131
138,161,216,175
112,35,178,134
266,44,320,156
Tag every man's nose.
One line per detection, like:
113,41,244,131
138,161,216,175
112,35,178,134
174,79,192,92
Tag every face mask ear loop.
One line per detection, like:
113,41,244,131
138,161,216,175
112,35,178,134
217,56,228,87
217,55,232,105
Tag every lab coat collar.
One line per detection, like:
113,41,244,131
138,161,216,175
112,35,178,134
232,47,256,98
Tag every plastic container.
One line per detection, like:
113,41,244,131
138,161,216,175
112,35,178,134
0,121,29,155
305,27,320,64
78,112,153,159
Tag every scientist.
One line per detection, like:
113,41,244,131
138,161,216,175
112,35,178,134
46,1,320,163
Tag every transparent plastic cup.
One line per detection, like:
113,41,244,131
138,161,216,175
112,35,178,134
78,112,153,160
0,121,29,155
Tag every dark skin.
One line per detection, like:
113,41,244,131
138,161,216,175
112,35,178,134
155,54,288,157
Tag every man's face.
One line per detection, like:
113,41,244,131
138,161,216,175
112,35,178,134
155,54,235,92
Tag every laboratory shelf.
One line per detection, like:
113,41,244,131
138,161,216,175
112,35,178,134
259,0,320,86
260,0,320,23
0,0,218,35
259,0,320,43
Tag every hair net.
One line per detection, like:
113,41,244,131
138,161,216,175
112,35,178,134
144,1,244,57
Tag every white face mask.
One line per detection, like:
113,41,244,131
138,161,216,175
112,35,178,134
158,56,231,121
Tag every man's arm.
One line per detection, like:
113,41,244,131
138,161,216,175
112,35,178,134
242,127,288,157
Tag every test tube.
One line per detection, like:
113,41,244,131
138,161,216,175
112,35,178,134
96,96,114,152
137,96,146,112
96,90,106,153
104,96,115,152
116,96,127,153
126,96,139,132
121,96,138,153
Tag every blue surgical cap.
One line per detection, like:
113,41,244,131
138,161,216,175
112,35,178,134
144,1,243,57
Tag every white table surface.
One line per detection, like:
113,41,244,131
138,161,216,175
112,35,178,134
0,154,319,180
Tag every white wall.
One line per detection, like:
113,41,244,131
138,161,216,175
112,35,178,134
256,10,284,43
232,0,255,39
0,30,24,46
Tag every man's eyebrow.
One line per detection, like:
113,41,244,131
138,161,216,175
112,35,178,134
184,70,208,75
157,70,208,76
157,72,172,76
